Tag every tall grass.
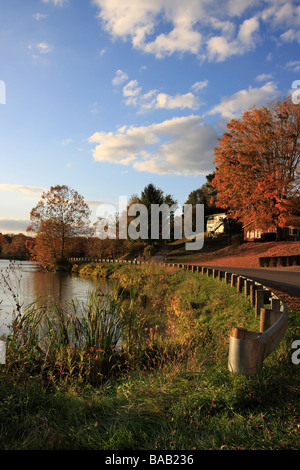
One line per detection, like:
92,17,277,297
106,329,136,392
5,290,126,387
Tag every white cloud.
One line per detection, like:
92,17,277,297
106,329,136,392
285,60,300,72
42,0,68,6
191,80,208,92
88,79,284,176
37,42,53,54
61,138,72,146
256,73,274,82
93,0,205,58
112,69,129,86
142,26,202,58
89,101,100,114
261,1,300,28
227,0,259,17
0,184,46,195
28,42,53,57
280,28,300,43
207,16,259,62
93,1,300,60
208,81,280,120
122,80,141,97
88,115,217,175
33,13,47,20
154,92,199,110
117,73,202,111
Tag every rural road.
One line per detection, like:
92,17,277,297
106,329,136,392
201,265,300,297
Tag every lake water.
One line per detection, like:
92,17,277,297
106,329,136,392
0,259,110,338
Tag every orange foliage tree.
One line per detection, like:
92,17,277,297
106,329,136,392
27,185,92,269
212,97,300,238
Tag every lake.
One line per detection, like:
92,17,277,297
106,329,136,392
0,259,110,338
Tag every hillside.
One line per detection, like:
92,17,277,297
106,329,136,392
166,239,300,269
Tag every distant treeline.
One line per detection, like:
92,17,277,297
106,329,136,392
0,232,142,262
0,233,30,260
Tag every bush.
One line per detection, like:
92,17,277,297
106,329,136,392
258,254,300,267
55,256,72,272
231,234,244,246
144,245,156,256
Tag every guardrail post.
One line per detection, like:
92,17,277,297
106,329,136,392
271,298,281,323
260,308,271,332
202,267,207,274
224,272,231,284
244,279,252,297
231,274,237,287
255,289,265,318
231,327,247,339
213,269,218,279
237,276,244,293
250,283,257,306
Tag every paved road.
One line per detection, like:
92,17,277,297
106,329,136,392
202,265,300,297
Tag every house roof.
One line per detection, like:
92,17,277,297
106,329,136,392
285,216,300,228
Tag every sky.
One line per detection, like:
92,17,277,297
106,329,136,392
0,0,300,234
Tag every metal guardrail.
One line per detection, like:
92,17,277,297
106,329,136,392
228,291,288,375
69,258,288,375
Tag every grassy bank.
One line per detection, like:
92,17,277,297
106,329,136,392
0,263,298,450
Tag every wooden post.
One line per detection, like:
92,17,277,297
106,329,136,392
224,272,231,284
231,274,237,287
244,279,252,297
270,298,281,324
250,283,257,306
255,289,264,318
237,276,244,293
231,327,247,339
213,269,218,279
202,267,207,274
260,308,271,333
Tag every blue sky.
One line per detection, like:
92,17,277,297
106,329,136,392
0,0,300,233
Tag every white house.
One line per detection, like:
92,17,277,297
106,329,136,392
206,213,227,237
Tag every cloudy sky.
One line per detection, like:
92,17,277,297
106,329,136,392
1,0,300,233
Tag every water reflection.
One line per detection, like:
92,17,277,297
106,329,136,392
0,259,109,337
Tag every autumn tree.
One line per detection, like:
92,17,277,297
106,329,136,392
27,185,92,269
0,234,9,258
212,97,300,239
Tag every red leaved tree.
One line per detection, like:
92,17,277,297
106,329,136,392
212,97,300,239
27,185,92,269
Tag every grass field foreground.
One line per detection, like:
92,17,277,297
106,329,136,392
0,263,298,450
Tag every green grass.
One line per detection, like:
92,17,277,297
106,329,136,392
0,263,298,450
